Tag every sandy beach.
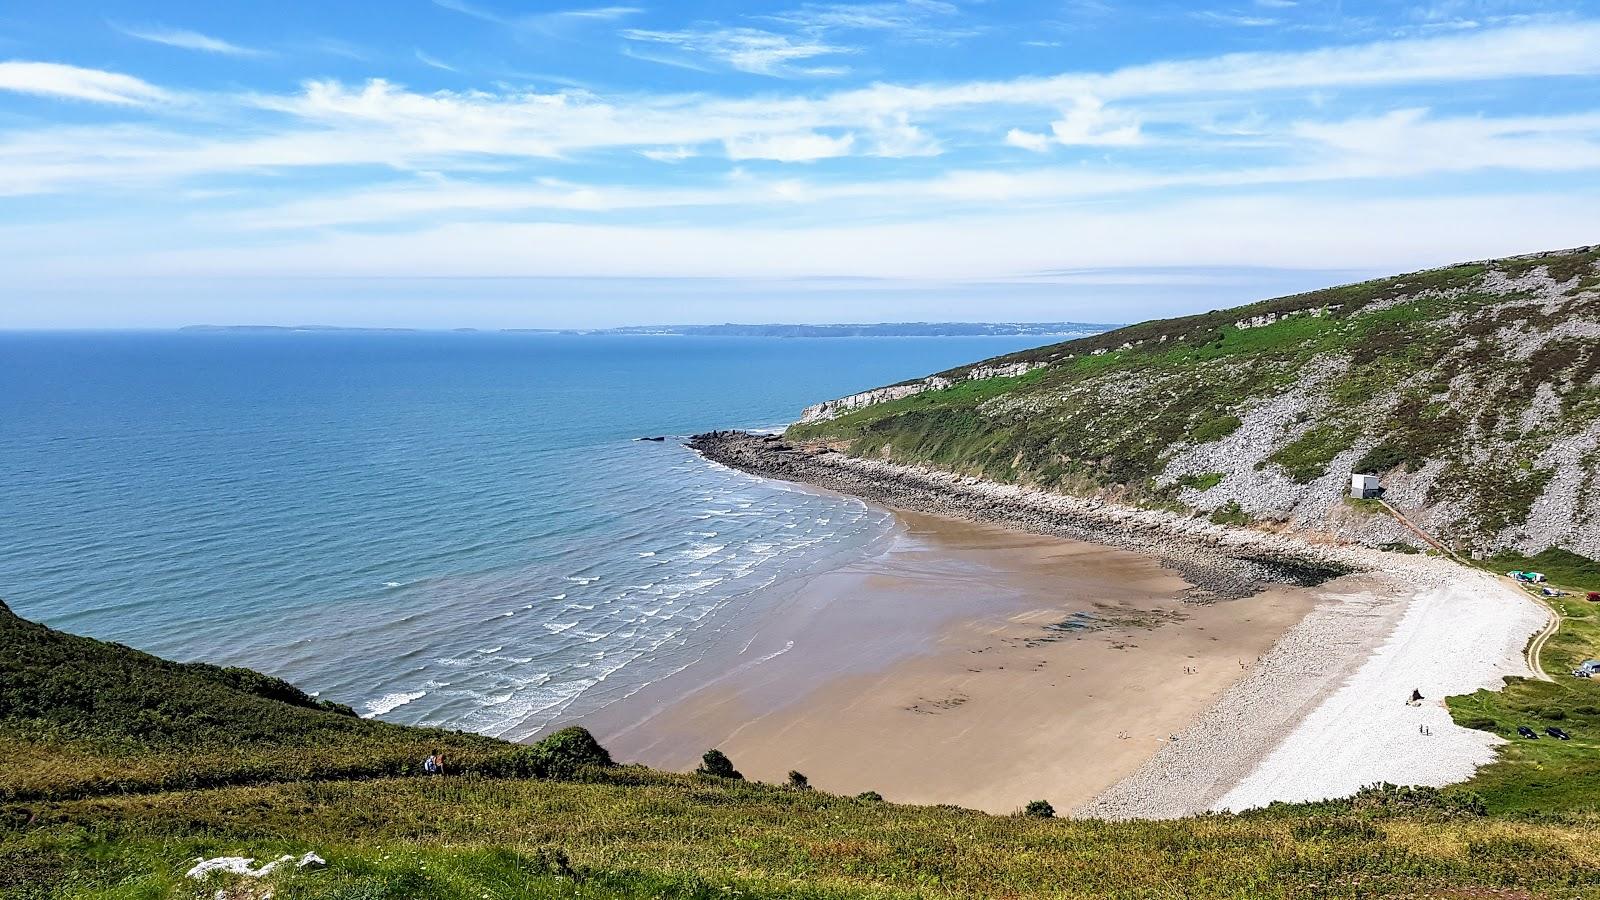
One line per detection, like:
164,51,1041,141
644,431,1552,818
573,510,1314,813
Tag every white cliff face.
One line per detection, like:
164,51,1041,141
798,362,1044,424
799,379,951,423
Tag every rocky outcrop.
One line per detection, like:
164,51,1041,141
798,361,1044,424
799,378,952,423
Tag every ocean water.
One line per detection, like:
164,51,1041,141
0,331,1056,739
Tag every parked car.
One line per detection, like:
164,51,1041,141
1517,725,1539,739
1546,727,1572,740
1573,659,1600,678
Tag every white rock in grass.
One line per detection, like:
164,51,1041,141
187,852,323,879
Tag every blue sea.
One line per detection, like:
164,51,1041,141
0,331,1057,740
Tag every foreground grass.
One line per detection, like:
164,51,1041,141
11,773,1600,899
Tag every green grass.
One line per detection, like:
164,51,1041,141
1176,472,1224,491
1208,501,1252,526
0,600,558,802
1483,549,1600,591
1446,566,1600,815
14,775,1600,900
1266,425,1352,484
1187,415,1240,444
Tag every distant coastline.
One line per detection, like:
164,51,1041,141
178,322,1120,338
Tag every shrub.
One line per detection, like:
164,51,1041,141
1269,425,1353,483
855,791,883,802
1349,783,1487,817
1177,472,1224,491
1459,717,1498,732
786,770,810,790
1190,414,1241,444
1378,541,1422,554
696,749,742,780
1291,817,1383,842
1539,708,1567,721
1355,443,1408,474
521,727,613,779
1022,800,1055,819
1210,501,1252,526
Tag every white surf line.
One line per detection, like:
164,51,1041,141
1212,567,1545,811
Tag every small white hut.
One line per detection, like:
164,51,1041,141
1350,473,1382,499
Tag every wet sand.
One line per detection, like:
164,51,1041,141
570,510,1313,814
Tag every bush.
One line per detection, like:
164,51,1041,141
1459,717,1498,732
696,749,742,780
1022,800,1055,819
1190,415,1241,444
1355,443,1408,474
786,770,810,790
855,791,883,802
1539,708,1567,721
1349,783,1487,817
1291,817,1383,842
520,727,613,779
1210,501,1252,526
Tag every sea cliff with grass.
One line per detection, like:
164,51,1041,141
786,245,1600,565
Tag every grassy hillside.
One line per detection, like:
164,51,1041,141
789,246,1600,561
0,598,535,801
6,596,1600,898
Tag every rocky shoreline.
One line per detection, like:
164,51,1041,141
689,430,1369,601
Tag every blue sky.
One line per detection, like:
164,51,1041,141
2,0,1598,328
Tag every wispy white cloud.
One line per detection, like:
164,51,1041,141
725,130,857,161
51,192,1596,284
1192,10,1279,27
2,19,1598,195
640,146,697,162
113,24,266,56
1048,96,1142,145
621,26,855,76
763,0,973,42
0,61,169,105
433,1,641,38
1004,128,1051,152
867,113,941,157
303,37,371,61
415,49,458,72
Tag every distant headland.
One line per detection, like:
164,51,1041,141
178,322,1121,338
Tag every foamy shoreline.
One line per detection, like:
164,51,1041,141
689,431,1549,817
